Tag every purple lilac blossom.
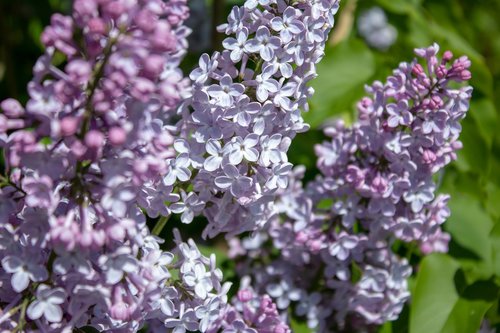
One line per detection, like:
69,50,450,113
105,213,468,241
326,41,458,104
0,0,231,332
0,0,343,330
227,44,472,332
174,0,341,238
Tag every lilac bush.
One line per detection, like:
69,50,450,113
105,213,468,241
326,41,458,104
0,0,340,331
0,0,475,331
227,44,472,332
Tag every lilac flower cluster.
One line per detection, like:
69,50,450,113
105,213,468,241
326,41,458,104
357,7,397,51
3,0,473,331
206,277,290,333
0,0,234,331
0,0,345,330
170,0,341,237
228,44,472,331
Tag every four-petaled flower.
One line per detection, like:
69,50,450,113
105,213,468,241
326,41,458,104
215,164,253,197
183,263,214,299
270,7,305,43
386,101,413,127
164,153,192,186
245,26,281,62
223,28,250,62
165,305,199,333
27,284,66,323
170,191,205,223
207,74,245,108
2,255,48,292
226,134,260,165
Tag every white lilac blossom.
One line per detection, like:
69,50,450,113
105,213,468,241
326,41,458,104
227,45,472,332
0,0,228,331
357,7,397,51
175,0,341,238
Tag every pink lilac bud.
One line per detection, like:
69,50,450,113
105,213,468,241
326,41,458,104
60,117,79,136
412,63,425,76
143,55,166,77
1,99,25,117
371,174,388,196
87,17,107,34
108,126,126,146
84,130,105,149
237,289,253,302
442,50,453,62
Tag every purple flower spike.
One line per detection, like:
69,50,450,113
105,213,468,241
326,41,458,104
225,45,472,331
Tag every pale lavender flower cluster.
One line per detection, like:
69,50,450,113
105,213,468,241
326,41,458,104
357,7,397,51
0,0,233,331
228,44,472,332
170,0,341,237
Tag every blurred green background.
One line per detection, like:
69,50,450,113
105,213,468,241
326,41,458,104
1,0,500,332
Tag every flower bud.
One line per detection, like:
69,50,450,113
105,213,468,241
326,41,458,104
84,130,105,149
1,98,25,118
109,127,127,146
60,117,79,136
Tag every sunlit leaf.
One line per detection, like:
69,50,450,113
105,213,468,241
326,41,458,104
306,39,375,128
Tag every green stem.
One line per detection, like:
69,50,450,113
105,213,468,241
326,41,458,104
254,58,263,76
0,303,22,325
406,242,418,262
71,33,119,203
152,215,170,236
13,297,29,333
80,34,119,138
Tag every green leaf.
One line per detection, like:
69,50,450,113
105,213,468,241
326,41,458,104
306,39,375,128
290,316,311,333
410,255,494,333
470,99,498,148
374,0,421,15
441,280,498,333
441,298,493,333
446,193,494,279
40,137,52,146
317,198,334,210
410,254,461,333
489,222,500,277
288,129,324,182
379,322,393,333
455,116,490,176
485,183,500,219
440,169,484,202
